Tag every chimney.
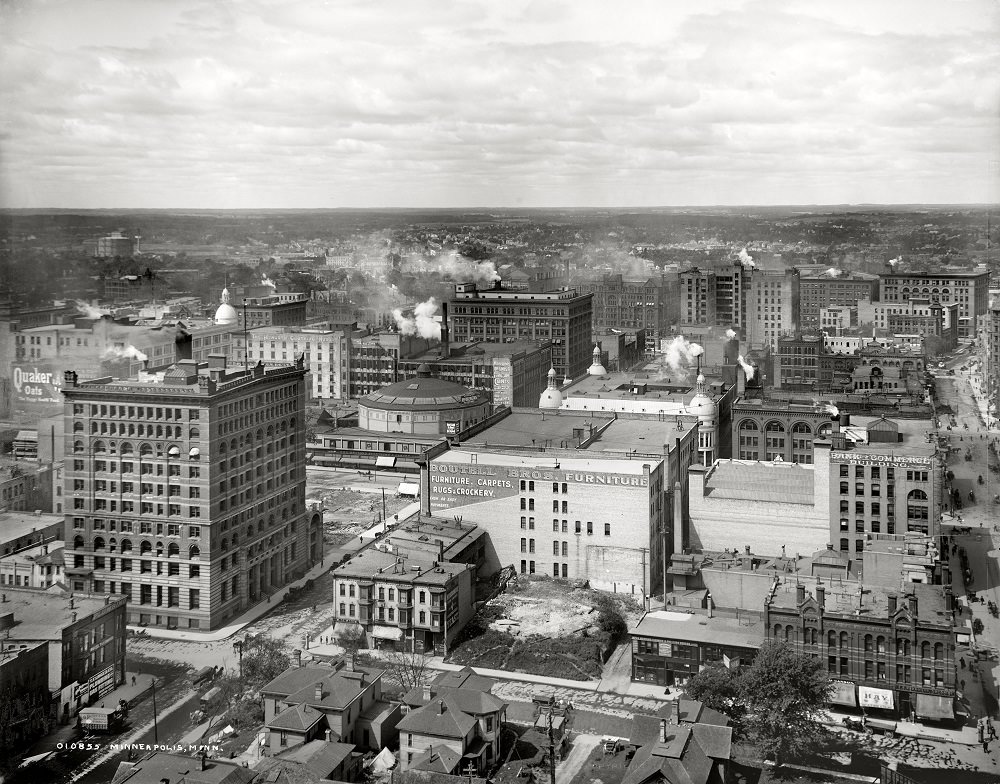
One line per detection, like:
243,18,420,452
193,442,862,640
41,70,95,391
423,683,432,703
440,302,450,357
104,595,110,605
314,682,324,701
945,587,955,614
71,612,77,623
668,697,679,725
438,540,445,563
887,594,897,614
941,564,951,585
69,597,75,609
292,649,302,668
199,752,208,771
816,585,825,609
908,594,918,617
325,729,333,742
839,412,850,428
660,718,668,741
826,543,833,550
745,545,751,556
1,594,5,603
345,653,354,672
796,584,805,605
437,699,445,715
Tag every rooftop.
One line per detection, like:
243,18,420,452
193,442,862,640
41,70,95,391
0,511,64,545
702,460,816,504
2,587,125,641
767,579,952,622
434,447,658,477
334,548,468,586
64,358,304,396
401,340,552,363
631,610,764,650
830,415,936,459
380,516,485,562
360,367,490,411
111,752,256,784
397,697,478,738
260,661,383,709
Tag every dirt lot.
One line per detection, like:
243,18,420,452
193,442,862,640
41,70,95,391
448,575,642,681
306,486,413,546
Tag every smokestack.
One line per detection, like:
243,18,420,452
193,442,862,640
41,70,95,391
839,412,850,428
887,594,897,614
423,683,432,703
440,302,450,357
438,541,445,563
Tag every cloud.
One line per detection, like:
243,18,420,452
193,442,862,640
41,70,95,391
1,0,997,207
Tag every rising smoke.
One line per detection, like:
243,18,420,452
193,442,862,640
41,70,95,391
103,345,148,362
823,401,840,417
736,354,755,381
826,268,841,278
664,336,704,377
392,298,442,340
738,248,756,270
434,251,501,285
887,257,901,267
261,273,277,289
723,328,737,340
75,300,110,319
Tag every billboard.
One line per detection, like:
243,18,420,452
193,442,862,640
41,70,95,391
429,458,649,510
12,363,62,405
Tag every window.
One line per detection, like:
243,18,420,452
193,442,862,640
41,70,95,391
553,541,559,556
604,523,610,536
529,539,535,553
521,538,527,553
586,521,593,535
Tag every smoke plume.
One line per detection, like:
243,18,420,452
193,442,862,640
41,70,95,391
103,345,148,362
435,252,501,285
823,401,840,417
826,268,841,278
76,300,110,319
261,273,277,289
664,336,704,377
723,328,737,340
392,298,442,340
736,354,755,381
737,248,756,270
887,257,901,267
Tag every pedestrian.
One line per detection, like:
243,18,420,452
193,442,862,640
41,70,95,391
961,657,967,669
131,674,136,686
985,740,990,753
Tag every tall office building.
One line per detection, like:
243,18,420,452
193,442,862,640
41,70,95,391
448,282,593,381
879,270,989,338
679,264,745,331
61,356,322,631
744,269,800,351
575,274,677,355
798,274,878,329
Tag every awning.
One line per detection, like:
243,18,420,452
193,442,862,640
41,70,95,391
312,454,341,465
915,693,954,720
370,626,403,641
829,680,857,707
376,456,396,468
397,482,420,497
858,686,894,710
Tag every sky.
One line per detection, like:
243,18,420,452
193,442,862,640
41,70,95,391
1,0,998,209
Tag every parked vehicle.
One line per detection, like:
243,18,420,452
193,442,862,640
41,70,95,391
79,705,126,734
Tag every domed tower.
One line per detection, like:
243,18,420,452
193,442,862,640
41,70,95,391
214,288,238,326
587,344,607,376
687,359,718,465
538,366,564,409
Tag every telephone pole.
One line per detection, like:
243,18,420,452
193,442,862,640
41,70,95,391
547,708,556,784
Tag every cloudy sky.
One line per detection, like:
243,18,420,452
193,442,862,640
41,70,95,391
1,0,998,208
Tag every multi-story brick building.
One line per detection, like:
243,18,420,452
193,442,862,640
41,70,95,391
765,580,957,721
447,282,594,382
826,413,942,551
246,325,349,401
799,274,878,329
331,516,486,654
2,587,127,720
744,269,800,351
731,399,834,464
679,265,745,331
60,356,322,631
879,270,989,339
575,274,677,354
237,294,309,329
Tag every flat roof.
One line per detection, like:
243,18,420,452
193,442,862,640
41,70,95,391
768,579,951,622
434,448,656,476
3,588,125,640
0,511,64,543
835,415,936,459
312,426,444,445
631,610,764,650
401,341,552,362
334,549,465,585
703,460,815,504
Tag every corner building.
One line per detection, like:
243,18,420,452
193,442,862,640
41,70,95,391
61,357,322,631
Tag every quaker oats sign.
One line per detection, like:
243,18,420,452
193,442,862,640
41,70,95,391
12,363,62,405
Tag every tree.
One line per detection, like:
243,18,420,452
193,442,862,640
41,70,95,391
737,641,832,766
380,649,433,692
593,595,628,643
240,633,290,687
684,664,746,738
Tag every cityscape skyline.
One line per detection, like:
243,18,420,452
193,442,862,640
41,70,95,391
1,0,998,210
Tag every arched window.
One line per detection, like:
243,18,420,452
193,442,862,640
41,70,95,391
93,536,106,550
94,440,107,453
120,442,133,455
140,443,153,456
189,545,201,560
74,535,85,549
921,641,931,659
121,539,133,552
773,624,782,638
839,632,849,649
792,422,812,434
230,438,238,451
784,625,793,641
221,538,229,552
828,631,837,649
73,422,84,433
897,638,910,656
219,442,227,455
167,542,179,558
190,428,201,440
933,642,944,660
876,636,886,654
74,440,85,453
908,489,928,501
140,540,152,554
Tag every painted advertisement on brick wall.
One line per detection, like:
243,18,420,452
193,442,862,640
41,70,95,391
12,363,62,406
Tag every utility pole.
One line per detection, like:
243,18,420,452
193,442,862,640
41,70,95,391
151,676,158,743
382,487,386,522
547,708,556,784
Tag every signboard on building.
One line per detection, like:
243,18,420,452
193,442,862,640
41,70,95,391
858,686,894,710
429,458,649,510
830,451,932,468
12,363,62,405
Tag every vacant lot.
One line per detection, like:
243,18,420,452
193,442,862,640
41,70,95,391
447,575,641,681
306,486,413,546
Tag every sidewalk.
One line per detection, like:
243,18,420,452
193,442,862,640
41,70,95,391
127,556,332,642
820,706,980,747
